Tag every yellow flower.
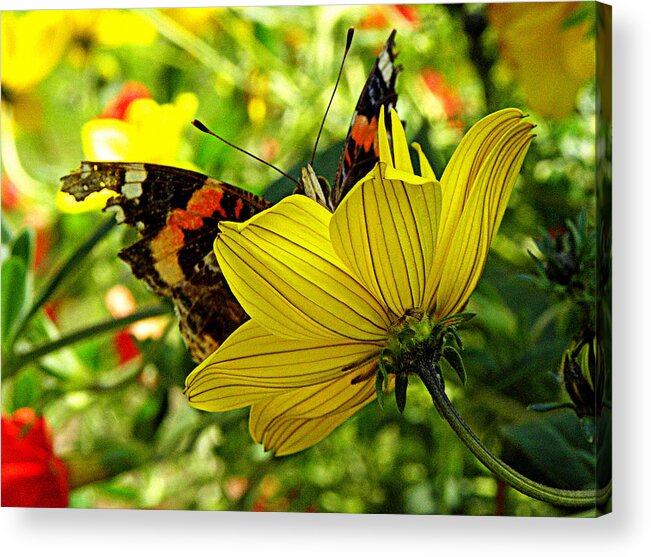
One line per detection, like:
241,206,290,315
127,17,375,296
57,92,199,214
185,107,534,455
81,93,198,163
2,10,157,131
489,3,594,119
1,10,156,95
1,12,70,95
1,12,71,130
61,9,157,51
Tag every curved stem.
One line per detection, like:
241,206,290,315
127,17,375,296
416,360,611,508
3,304,172,379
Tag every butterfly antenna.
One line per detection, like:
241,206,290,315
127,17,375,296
310,27,355,167
192,119,300,186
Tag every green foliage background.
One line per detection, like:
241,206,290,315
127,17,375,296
1,3,608,515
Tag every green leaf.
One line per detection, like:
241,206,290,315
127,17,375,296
15,217,115,339
12,368,42,411
442,346,467,385
580,416,596,443
395,373,408,413
375,369,386,409
133,392,169,442
11,228,35,269
376,349,391,409
561,3,595,32
1,217,14,247
436,312,475,329
527,401,574,412
2,256,28,348
444,329,463,351
501,412,596,490
97,438,151,477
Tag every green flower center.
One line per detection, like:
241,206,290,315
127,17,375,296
376,311,475,412
387,308,436,356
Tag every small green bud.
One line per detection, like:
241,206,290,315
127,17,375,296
560,332,605,420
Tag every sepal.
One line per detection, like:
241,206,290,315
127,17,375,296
442,345,467,385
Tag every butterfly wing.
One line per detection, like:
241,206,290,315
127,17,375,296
330,30,400,208
61,161,270,361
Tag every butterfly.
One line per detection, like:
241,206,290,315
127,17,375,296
60,30,399,362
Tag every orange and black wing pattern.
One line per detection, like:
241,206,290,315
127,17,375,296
330,30,400,208
61,162,269,361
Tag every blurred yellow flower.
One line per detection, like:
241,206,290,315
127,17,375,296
1,11,70,94
81,92,198,163
489,2,594,119
2,9,158,131
2,10,156,95
57,88,199,213
61,9,157,50
162,8,221,35
185,107,534,455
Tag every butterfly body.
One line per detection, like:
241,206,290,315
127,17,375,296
61,32,399,362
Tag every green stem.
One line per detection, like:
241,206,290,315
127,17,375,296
3,304,172,379
416,359,610,508
83,318,176,394
13,217,115,341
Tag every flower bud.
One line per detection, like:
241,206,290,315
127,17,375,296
543,227,580,286
560,332,605,420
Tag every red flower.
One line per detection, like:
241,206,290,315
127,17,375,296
420,68,463,120
100,81,151,120
1,408,69,508
360,4,421,30
393,5,421,26
1,175,20,211
113,329,141,365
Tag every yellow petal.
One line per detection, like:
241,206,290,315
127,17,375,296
1,12,69,93
250,403,369,456
215,195,391,341
377,105,393,166
331,165,442,317
124,97,161,127
389,108,414,174
412,142,437,180
94,11,158,46
382,165,433,185
434,122,534,317
185,320,382,412
82,119,135,161
249,370,377,455
437,109,526,264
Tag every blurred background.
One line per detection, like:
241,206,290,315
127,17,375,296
1,3,609,515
